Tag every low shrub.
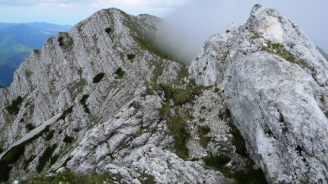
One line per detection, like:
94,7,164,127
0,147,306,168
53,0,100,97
198,126,211,148
57,36,64,46
26,123,35,131
63,135,74,143
105,27,112,34
127,54,135,60
6,96,23,115
115,68,125,79
80,95,90,113
58,106,74,121
93,73,105,83
36,144,57,173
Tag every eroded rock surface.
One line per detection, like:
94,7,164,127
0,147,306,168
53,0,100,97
190,4,328,183
1,4,327,184
0,7,250,184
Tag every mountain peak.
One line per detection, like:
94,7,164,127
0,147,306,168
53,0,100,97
1,5,328,184
190,4,328,183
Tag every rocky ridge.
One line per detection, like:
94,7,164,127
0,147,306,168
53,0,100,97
190,4,328,183
0,7,256,184
0,4,327,184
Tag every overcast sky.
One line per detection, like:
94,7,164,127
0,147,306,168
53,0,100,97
0,0,190,24
0,0,326,52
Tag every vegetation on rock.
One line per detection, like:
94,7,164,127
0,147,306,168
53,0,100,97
22,171,114,184
36,144,58,173
93,73,105,83
6,96,23,115
115,68,125,79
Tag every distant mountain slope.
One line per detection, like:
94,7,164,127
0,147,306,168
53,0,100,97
0,22,70,87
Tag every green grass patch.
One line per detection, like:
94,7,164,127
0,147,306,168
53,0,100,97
93,73,105,84
115,68,125,79
134,127,144,138
159,103,190,159
22,170,114,184
262,41,308,69
80,95,90,114
6,96,23,115
154,83,203,105
175,67,189,83
36,144,57,173
151,61,164,82
198,126,211,148
134,36,168,60
155,84,194,105
167,116,190,160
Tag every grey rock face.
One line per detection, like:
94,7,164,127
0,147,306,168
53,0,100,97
0,7,242,184
190,4,328,184
1,3,326,184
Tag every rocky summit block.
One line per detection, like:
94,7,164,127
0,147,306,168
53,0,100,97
190,4,328,184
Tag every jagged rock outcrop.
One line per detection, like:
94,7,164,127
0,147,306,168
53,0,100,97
190,4,328,183
1,3,327,184
0,7,257,184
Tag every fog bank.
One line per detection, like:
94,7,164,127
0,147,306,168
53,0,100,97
154,0,328,64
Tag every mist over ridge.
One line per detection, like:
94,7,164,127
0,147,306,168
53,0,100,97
153,0,328,64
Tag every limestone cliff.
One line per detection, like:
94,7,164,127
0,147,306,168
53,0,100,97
190,4,328,183
1,4,327,184
0,8,252,184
